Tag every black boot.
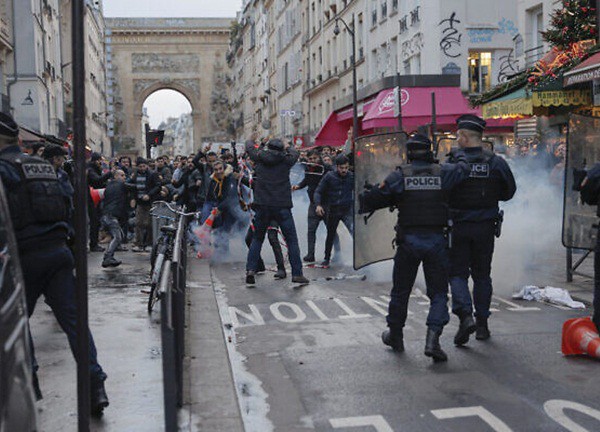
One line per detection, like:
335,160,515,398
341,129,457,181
454,313,476,346
381,328,404,352
424,328,447,362
475,317,490,340
91,381,109,417
274,268,287,279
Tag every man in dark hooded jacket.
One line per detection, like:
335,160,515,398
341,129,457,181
87,152,110,252
245,139,309,286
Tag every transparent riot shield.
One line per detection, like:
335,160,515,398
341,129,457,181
562,113,600,250
436,137,495,160
353,132,407,270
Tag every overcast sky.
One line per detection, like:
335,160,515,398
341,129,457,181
103,0,242,18
104,0,242,127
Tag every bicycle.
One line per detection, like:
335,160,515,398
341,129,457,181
147,201,195,314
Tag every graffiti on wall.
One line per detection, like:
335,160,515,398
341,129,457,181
468,18,519,44
439,12,462,58
497,49,519,83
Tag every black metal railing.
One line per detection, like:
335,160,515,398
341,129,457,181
158,211,189,431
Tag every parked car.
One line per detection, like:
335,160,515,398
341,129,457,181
0,179,37,431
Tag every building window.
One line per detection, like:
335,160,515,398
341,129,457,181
468,51,492,94
392,0,398,13
381,1,387,20
403,59,411,75
371,0,378,27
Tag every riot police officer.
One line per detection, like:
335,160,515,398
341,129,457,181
447,115,516,346
0,113,109,415
360,133,470,362
574,162,600,332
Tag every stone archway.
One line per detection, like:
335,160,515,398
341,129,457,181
106,18,232,155
136,82,201,155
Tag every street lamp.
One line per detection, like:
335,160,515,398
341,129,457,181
334,14,358,143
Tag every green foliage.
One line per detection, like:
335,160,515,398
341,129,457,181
542,0,597,48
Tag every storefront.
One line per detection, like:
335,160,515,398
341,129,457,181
314,75,515,148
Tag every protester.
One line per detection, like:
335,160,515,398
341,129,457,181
245,138,309,286
314,155,354,267
156,155,173,185
87,152,110,252
101,169,135,267
292,149,339,263
129,157,161,252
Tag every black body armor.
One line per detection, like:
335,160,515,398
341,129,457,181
396,163,448,227
450,150,502,210
0,152,67,231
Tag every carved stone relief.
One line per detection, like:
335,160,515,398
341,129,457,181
131,53,200,73
133,79,201,100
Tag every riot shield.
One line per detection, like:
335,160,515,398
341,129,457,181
353,132,407,270
562,113,599,250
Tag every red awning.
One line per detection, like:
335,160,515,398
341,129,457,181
362,87,486,131
314,111,352,147
564,52,600,86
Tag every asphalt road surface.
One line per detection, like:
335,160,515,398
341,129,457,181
210,262,600,432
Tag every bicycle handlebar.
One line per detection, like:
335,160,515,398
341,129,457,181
151,201,197,217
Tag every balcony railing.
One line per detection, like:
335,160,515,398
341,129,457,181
524,45,545,68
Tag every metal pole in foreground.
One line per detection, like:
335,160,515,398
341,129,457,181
396,72,403,132
431,92,438,155
72,0,91,429
351,15,358,142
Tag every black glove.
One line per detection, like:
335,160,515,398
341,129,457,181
449,148,467,164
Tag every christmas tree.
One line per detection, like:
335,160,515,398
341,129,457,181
542,0,597,48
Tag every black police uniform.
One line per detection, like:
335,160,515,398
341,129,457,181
360,134,470,362
576,162,600,332
0,115,108,415
447,115,517,345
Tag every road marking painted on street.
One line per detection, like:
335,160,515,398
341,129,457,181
229,304,265,327
270,302,307,323
431,406,514,432
305,300,330,320
333,298,371,319
360,296,391,316
329,415,394,431
544,400,600,432
493,296,540,311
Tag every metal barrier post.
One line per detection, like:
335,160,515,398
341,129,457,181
171,214,187,407
159,262,177,432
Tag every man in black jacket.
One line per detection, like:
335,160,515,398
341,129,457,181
314,155,354,267
87,152,110,252
128,157,161,251
292,149,339,262
101,169,134,267
245,139,309,286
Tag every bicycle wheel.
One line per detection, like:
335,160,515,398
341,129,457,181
148,252,165,314
147,281,160,314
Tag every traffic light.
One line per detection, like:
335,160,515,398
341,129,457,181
146,129,165,147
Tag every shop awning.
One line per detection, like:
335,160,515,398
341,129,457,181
482,87,591,118
314,111,352,147
362,87,482,131
564,52,600,86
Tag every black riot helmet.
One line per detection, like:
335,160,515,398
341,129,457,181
406,133,433,162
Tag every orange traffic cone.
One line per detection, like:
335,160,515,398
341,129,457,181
192,208,219,259
89,187,105,207
561,317,600,359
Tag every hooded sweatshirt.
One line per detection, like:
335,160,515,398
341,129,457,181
245,141,298,208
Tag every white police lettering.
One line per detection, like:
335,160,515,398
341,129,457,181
469,163,489,178
404,176,442,190
22,163,56,180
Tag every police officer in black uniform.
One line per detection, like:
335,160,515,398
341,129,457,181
447,115,516,346
0,113,109,416
574,162,600,333
360,133,470,362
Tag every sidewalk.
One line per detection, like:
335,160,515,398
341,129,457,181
180,258,244,432
33,249,164,432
